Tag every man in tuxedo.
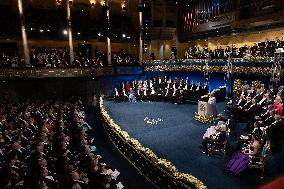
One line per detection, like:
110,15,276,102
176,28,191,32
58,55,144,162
202,82,209,96
189,80,196,100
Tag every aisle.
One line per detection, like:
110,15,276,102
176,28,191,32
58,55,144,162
85,106,155,189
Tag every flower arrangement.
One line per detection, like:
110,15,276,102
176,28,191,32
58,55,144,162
144,64,276,76
144,117,163,125
193,112,214,124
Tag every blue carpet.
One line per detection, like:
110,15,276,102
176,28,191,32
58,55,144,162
104,100,284,189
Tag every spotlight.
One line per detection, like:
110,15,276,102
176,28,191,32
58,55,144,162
47,29,50,32
63,29,68,35
39,29,44,33
98,33,102,37
77,32,81,35
30,28,34,31
122,33,126,38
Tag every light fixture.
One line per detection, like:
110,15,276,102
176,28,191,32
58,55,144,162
63,29,68,35
39,29,44,33
98,33,102,36
77,32,81,35
122,33,126,38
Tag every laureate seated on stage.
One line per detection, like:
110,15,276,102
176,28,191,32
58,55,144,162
112,77,209,103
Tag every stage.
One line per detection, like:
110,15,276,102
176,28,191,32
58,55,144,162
103,99,284,189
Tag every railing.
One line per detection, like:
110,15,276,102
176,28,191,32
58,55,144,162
0,67,114,79
143,59,282,76
100,97,207,189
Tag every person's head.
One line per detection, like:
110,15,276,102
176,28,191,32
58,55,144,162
36,180,48,189
40,167,49,177
274,114,282,121
252,132,262,142
71,183,82,189
252,98,257,104
269,110,275,116
274,96,282,104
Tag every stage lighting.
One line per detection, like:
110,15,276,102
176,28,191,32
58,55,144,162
63,29,67,35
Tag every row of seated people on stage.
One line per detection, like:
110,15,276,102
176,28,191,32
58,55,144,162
112,77,209,103
0,95,124,189
184,38,284,59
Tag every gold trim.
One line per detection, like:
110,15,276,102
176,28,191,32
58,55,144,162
100,96,207,189
144,65,275,76
105,133,160,189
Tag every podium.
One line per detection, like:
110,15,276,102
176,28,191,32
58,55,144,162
198,101,215,119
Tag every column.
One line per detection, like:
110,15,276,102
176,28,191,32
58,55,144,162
159,41,165,60
67,0,74,64
105,0,112,66
17,0,30,66
162,1,167,27
139,0,143,65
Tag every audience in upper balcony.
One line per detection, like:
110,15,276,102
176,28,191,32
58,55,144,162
0,47,138,68
184,38,284,60
0,52,22,68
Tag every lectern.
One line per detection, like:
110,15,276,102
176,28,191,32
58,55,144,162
198,100,214,118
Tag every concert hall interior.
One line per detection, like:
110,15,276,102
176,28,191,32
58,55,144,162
1,0,284,189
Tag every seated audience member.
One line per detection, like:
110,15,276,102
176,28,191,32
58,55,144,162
273,96,283,115
201,116,227,153
227,133,262,176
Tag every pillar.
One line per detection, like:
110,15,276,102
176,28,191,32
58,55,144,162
67,0,74,64
17,0,30,66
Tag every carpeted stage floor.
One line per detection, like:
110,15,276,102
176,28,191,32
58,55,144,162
103,100,284,189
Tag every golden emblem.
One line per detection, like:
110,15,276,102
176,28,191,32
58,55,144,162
200,104,205,111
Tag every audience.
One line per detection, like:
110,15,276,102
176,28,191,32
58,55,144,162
0,95,123,189
225,82,284,176
184,39,284,60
